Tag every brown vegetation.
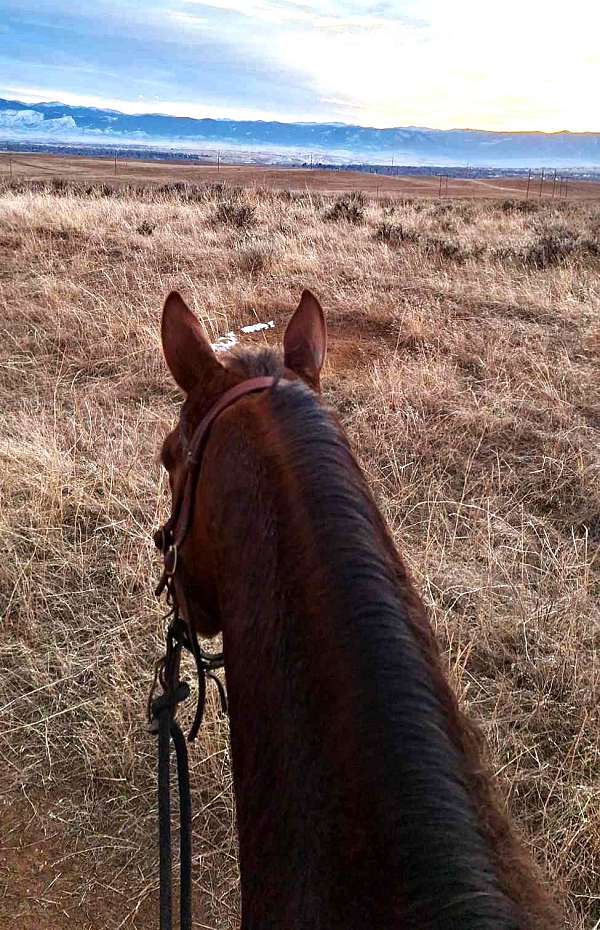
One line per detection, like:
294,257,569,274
3,152,600,200
0,178,598,929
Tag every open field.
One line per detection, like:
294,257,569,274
0,179,599,929
3,151,600,200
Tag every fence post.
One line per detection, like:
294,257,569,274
526,169,531,200
538,169,544,198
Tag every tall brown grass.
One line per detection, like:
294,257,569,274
0,180,598,929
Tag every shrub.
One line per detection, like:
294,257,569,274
375,207,396,241
324,191,366,224
203,182,227,196
49,178,71,196
85,183,117,198
375,221,485,261
494,229,600,268
374,220,420,245
158,181,187,196
278,191,324,208
439,218,458,233
500,199,539,214
424,237,486,262
524,231,580,268
426,237,464,260
233,236,276,274
156,182,209,203
428,201,455,217
213,199,257,229
136,220,156,236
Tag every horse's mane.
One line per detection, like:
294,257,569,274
221,346,558,929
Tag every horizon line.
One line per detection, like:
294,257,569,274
2,93,600,137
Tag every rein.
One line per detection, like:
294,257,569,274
148,374,287,930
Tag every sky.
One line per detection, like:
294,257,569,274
1,0,599,131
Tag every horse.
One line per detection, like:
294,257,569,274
157,289,560,929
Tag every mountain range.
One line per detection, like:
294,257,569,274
1,97,599,168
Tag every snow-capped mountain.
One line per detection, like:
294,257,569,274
1,97,599,167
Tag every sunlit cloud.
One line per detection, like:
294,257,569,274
1,0,599,131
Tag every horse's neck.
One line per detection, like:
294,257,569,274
215,499,476,930
201,399,545,930
222,567,380,929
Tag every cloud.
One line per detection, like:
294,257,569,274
0,0,599,131
0,0,329,122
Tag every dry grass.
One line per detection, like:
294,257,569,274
4,153,600,201
0,180,598,930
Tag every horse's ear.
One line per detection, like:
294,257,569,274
283,289,327,391
161,291,222,394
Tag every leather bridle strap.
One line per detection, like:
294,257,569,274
152,374,293,733
173,375,285,551
153,374,294,696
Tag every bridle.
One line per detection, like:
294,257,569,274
154,375,285,616
151,374,289,738
148,374,290,930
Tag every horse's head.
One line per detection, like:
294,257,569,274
158,289,327,636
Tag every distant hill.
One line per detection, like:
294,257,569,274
1,97,599,168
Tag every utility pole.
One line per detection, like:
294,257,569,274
525,168,531,200
538,168,544,199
